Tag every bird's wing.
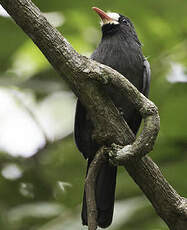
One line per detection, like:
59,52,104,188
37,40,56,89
143,59,151,97
74,100,97,159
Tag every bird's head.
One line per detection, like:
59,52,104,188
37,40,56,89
92,7,141,45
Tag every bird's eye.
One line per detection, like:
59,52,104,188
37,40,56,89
122,19,128,24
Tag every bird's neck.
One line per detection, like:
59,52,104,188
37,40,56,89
101,24,120,36
101,31,141,53
101,26,142,49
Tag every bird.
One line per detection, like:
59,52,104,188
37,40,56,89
74,7,150,228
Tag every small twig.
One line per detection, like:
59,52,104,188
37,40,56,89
85,147,107,230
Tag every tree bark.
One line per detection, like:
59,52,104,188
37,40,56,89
0,0,187,229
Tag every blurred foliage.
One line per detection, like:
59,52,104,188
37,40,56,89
0,0,187,229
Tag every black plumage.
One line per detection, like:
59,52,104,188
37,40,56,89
74,7,150,228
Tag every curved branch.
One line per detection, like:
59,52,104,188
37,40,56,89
1,0,187,229
90,64,160,162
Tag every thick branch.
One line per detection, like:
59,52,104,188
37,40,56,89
0,0,134,147
125,156,187,230
1,0,187,229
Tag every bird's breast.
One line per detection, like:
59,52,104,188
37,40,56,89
92,38,144,91
91,37,144,125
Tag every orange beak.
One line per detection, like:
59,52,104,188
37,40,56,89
92,7,114,23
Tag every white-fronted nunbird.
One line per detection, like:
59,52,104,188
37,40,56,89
74,7,150,228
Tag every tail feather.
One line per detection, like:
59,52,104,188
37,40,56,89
82,161,117,228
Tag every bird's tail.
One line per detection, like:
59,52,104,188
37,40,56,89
82,160,117,228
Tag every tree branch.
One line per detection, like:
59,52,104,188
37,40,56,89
85,147,107,230
1,0,187,229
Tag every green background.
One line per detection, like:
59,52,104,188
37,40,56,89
0,0,187,229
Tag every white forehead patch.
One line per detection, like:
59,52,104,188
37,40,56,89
100,12,120,26
107,12,120,21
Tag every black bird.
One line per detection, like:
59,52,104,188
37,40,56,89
74,7,150,228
